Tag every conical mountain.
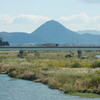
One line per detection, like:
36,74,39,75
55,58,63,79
31,20,79,43
1,20,100,45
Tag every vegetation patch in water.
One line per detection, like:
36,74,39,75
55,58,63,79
9,78,19,81
68,92,100,98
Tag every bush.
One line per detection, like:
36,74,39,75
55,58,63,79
71,62,82,68
90,61,100,68
34,51,40,58
65,54,72,58
88,76,100,88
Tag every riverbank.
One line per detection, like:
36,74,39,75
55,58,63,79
0,51,100,97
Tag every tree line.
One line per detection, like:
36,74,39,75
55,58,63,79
0,37,10,46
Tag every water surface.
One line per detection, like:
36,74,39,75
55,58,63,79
0,74,99,100
95,55,100,58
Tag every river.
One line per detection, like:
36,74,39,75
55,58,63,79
0,74,99,100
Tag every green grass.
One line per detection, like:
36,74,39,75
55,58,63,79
68,92,100,98
9,78,19,80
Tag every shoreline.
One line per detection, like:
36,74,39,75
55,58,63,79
0,69,100,98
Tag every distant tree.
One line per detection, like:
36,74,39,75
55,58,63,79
0,37,10,46
0,37,3,46
2,41,10,46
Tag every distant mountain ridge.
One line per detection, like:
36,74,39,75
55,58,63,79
0,32,46,45
0,20,100,45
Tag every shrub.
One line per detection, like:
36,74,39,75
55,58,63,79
34,51,40,58
71,62,82,68
81,56,88,59
90,61,100,68
88,76,100,88
65,54,72,58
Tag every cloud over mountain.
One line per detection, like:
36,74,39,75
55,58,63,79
58,13,100,31
0,14,14,24
0,14,51,32
0,14,50,24
0,13,100,32
13,15,50,24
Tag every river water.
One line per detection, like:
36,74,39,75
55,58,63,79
95,55,100,58
0,74,99,100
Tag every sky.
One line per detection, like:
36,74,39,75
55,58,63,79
0,0,100,33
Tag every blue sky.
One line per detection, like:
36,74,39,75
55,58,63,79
0,0,100,32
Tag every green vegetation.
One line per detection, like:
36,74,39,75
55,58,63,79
68,92,100,98
0,37,10,46
9,78,19,81
91,61,100,68
0,51,100,97
70,62,82,68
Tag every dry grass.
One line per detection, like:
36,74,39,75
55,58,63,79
0,51,100,97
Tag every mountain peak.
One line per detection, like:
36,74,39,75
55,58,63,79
31,20,78,43
33,20,67,31
43,20,62,26
46,20,56,22
45,20,58,23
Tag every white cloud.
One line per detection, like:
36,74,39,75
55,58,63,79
0,14,51,32
0,14,14,24
58,13,100,31
59,13,89,24
0,14,51,24
0,14,100,32
13,15,51,24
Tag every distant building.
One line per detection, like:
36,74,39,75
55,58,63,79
37,43,59,47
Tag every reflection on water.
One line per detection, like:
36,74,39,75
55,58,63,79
0,74,99,100
95,55,100,58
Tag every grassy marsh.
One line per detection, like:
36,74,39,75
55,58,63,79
0,51,100,97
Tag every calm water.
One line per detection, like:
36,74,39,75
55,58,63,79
0,74,99,100
95,55,100,58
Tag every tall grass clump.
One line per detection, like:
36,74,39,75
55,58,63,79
90,61,100,68
88,76,100,88
70,62,82,68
